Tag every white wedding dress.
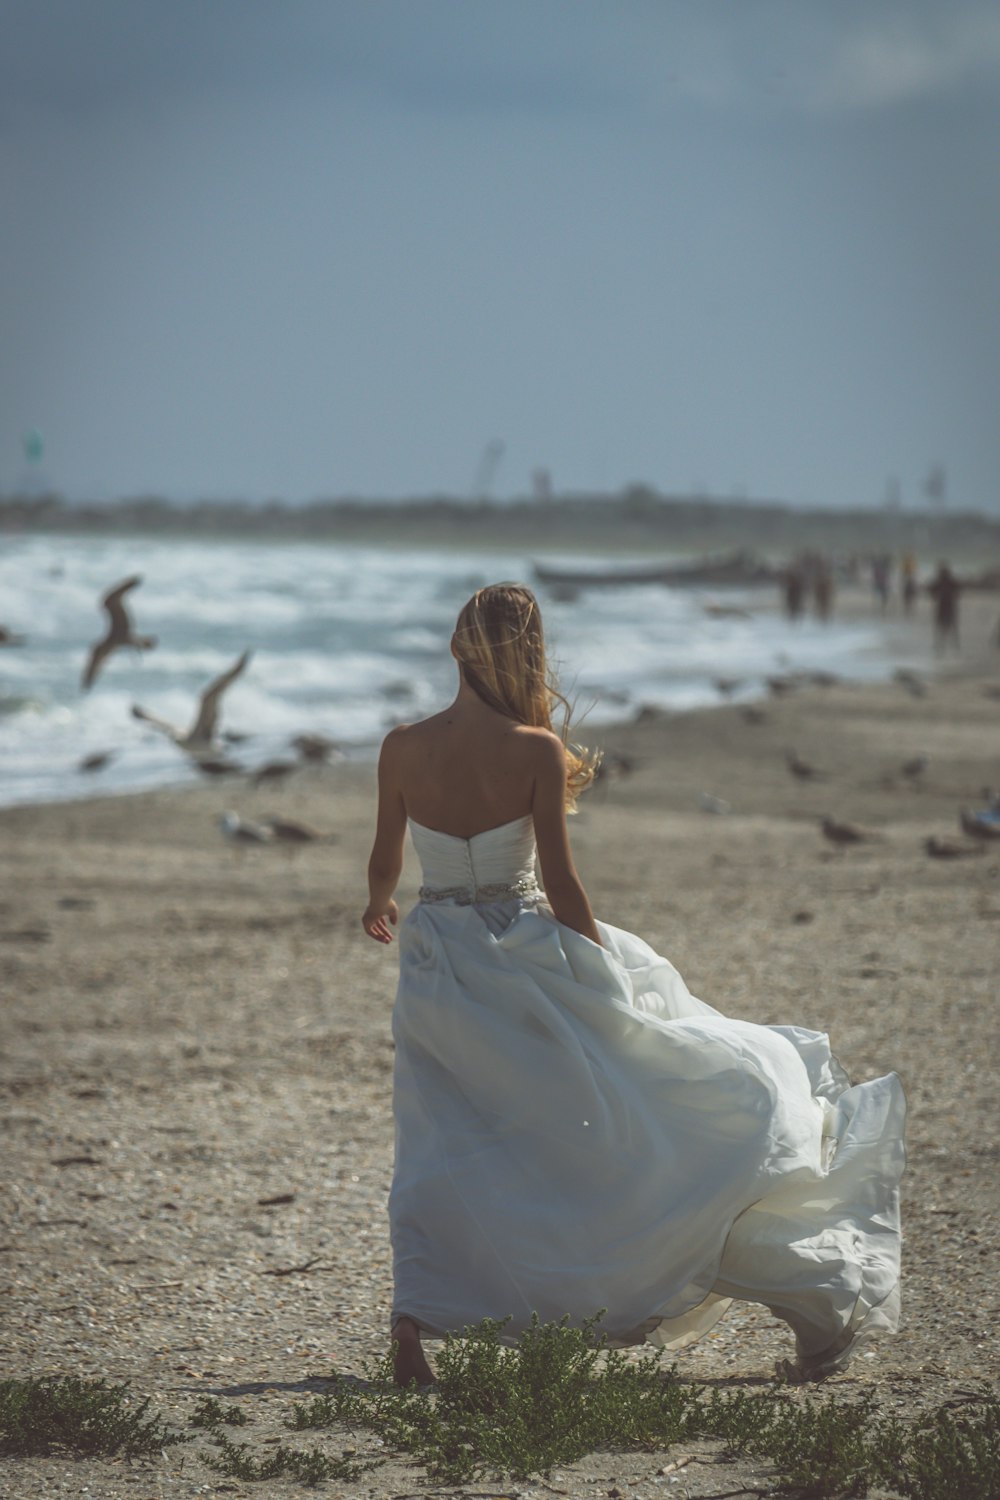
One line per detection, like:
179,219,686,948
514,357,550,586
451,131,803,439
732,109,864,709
390,815,905,1369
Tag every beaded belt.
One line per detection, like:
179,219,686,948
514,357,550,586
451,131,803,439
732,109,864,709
418,876,542,906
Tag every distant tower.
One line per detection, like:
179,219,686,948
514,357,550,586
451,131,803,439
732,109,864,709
883,476,902,511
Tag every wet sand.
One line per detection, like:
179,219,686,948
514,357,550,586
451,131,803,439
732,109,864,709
1,595,998,1498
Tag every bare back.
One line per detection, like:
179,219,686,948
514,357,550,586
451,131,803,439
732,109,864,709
364,678,602,947
393,696,546,838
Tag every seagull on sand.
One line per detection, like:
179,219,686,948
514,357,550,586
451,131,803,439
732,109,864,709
252,759,298,788
821,816,877,846
218,811,272,846
925,835,985,860
786,749,829,781
740,705,767,725
290,732,343,764
82,576,157,689
263,816,334,845
900,753,930,783
131,650,251,754
193,757,244,777
959,806,1000,841
893,667,927,698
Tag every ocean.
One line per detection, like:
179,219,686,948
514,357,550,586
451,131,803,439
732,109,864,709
0,531,926,808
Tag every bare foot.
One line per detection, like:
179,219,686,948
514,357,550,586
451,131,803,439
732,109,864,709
391,1317,435,1387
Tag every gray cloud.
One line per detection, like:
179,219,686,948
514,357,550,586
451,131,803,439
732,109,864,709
5,1,1000,129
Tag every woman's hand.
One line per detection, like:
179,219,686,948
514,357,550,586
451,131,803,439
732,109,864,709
363,900,399,944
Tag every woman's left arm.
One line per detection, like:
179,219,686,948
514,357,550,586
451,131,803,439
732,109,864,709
362,727,408,943
531,732,603,946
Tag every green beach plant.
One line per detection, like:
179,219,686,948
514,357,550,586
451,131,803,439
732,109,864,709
4,1333,996,1495
0,1374,188,1459
188,1393,250,1429
202,1430,375,1483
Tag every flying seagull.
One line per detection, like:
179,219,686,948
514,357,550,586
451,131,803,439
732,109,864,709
82,576,157,689
132,650,251,754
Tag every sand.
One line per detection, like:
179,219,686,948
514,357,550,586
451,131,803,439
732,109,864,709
2,592,998,1498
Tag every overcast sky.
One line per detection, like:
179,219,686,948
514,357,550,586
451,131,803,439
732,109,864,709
2,1,998,510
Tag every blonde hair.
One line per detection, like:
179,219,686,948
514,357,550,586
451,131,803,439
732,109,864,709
452,583,599,809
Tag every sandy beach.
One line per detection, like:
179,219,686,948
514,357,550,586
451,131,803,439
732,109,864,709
2,593,998,1498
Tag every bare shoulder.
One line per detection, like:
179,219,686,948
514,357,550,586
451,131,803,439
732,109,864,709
516,725,566,765
378,722,414,764
380,722,413,748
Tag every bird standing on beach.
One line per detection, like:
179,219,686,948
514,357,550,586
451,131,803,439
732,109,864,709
252,759,298,788
82,576,157,689
264,815,333,846
218,811,272,846
786,749,829,781
959,806,1000,841
893,668,927,698
193,757,244,777
925,835,985,860
132,649,251,754
821,816,876,846
900,753,930,784
290,732,342,764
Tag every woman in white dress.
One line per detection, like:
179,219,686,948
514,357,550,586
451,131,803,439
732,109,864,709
362,584,905,1389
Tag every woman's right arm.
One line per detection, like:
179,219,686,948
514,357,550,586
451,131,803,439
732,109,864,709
362,727,408,943
531,732,603,947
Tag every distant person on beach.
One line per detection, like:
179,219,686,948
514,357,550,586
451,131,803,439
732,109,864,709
872,554,892,613
813,557,835,622
928,562,961,653
782,560,805,621
900,552,918,616
362,581,904,1387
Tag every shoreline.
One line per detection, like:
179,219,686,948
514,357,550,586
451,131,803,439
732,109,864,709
1,583,992,818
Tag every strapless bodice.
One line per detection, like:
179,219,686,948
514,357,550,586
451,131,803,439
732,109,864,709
408,814,540,904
